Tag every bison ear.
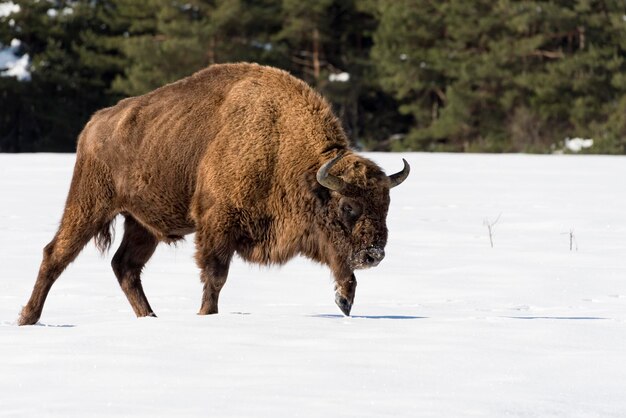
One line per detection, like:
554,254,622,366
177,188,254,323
302,171,331,206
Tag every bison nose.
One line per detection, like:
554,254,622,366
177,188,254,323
364,247,385,266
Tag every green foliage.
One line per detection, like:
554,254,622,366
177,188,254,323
1,0,126,151
112,0,286,96
371,0,626,153
3,0,626,153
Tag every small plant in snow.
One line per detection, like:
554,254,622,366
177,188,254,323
483,213,502,248
562,229,578,251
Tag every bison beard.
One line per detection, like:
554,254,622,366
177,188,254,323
18,63,409,325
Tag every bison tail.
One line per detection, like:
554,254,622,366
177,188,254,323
94,218,115,254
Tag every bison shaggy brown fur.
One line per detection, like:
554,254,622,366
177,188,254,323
18,62,409,325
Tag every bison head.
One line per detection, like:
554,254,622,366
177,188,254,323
315,151,410,271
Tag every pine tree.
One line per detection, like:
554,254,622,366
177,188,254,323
514,0,626,153
4,0,626,153
112,0,285,97
371,0,626,152
1,0,129,151
277,0,396,146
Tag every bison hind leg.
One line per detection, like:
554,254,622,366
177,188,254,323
111,215,159,318
18,155,119,326
19,211,115,325
18,224,106,326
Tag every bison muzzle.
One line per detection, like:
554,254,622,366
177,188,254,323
18,63,409,325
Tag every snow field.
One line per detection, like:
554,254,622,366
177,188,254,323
1,152,625,417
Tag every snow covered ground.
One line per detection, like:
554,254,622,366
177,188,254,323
0,2,30,81
1,152,625,417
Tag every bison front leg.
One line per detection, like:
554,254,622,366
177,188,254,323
334,273,357,316
194,216,234,315
197,255,231,315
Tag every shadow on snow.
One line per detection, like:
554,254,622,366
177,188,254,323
504,316,607,321
311,314,427,320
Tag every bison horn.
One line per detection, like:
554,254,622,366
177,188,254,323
316,152,346,191
389,158,410,188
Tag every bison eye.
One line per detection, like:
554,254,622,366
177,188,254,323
340,201,361,219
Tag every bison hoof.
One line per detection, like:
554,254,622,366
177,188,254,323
17,318,38,326
17,309,40,326
335,293,352,317
197,309,218,315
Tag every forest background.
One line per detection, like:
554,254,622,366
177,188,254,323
2,0,626,154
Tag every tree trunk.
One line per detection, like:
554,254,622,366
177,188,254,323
312,28,320,80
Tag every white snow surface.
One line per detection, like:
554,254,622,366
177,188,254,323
329,72,350,82
0,2,19,18
0,38,30,81
565,137,594,153
0,3,30,81
1,152,625,417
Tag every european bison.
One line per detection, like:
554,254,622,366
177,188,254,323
18,63,409,325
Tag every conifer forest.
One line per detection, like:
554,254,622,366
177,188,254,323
2,0,626,154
